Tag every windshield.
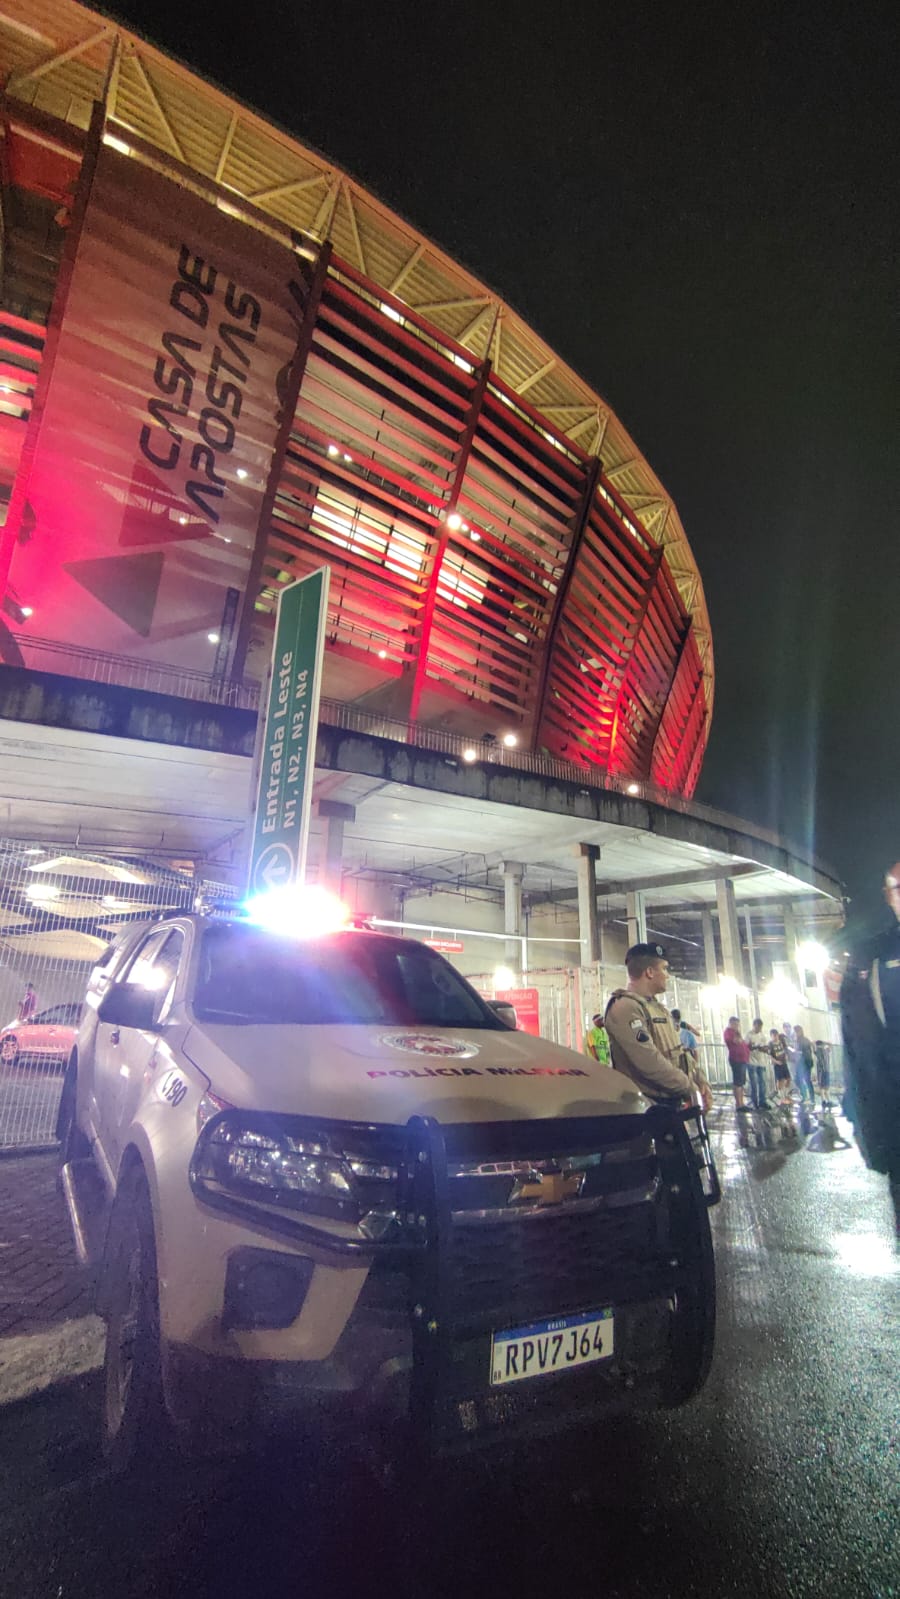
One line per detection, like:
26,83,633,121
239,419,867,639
194,926,504,1029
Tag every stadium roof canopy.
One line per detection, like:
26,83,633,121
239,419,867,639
0,0,712,725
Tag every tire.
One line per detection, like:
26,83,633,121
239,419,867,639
100,1168,170,1473
0,1035,19,1069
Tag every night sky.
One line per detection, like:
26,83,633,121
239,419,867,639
110,0,897,922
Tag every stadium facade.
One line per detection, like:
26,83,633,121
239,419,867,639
0,2,846,1116
0,0,712,796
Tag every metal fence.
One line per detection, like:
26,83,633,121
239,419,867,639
466,961,845,1096
0,839,236,1150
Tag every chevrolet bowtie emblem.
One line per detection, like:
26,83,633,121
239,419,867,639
509,1167,585,1206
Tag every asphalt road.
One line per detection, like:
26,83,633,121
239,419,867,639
0,1113,897,1599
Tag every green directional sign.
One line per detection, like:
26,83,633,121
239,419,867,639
248,566,330,896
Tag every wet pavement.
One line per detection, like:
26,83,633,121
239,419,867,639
0,1108,897,1599
0,1153,94,1338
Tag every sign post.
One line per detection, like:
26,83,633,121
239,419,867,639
247,567,330,896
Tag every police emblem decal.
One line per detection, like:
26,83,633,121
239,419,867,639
378,1033,479,1059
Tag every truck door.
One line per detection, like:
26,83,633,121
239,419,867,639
93,927,185,1171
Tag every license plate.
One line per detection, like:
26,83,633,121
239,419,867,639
490,1307,614,1386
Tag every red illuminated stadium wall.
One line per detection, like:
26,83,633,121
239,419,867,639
0,119,709,797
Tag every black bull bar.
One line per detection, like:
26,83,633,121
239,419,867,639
395,1103,719,1456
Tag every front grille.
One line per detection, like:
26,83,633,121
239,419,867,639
449,1194,665,1328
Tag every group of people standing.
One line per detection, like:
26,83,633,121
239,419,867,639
580,856,900,1243
584,972,834,1120
723,1017,832,1112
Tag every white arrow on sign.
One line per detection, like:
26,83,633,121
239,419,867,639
251,842,296,894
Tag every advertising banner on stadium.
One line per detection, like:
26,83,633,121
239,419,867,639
4,142,312,672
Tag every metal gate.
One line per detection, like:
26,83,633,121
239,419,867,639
0,840,234,1151
467,962,845,1094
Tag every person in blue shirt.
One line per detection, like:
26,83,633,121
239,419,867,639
671,1008,700,1063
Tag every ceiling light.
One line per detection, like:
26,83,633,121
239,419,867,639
470,530,481,541
327,444,339,457
626,782,640,795
377,649,387,659
343,452,353,462
493,965,517,992
179,515,188,525
20,605,33,617
207,631,221,644
447,512,463,531
236,467,248,480
462,747,478,762
380,301,403,324
502,732,518,748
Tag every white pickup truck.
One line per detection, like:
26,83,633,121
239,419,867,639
57,908,719,1470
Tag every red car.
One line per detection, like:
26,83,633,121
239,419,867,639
0,1002,83,1069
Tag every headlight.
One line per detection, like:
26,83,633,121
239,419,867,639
190,1112,404,1243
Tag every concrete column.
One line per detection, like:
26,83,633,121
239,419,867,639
716,876,744,985
782,902,798,969
625,890,646,948
318,800,355,895
575,843,600,966
701,906,718,984
744,909,759,1008
502,861,524,965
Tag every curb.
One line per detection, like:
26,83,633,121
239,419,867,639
0,1143,57,1160
0,1317,104,1407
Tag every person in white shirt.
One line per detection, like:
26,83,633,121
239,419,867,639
747,1018,772,1110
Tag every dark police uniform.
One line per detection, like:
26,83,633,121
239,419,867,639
604,943,710,1104
840,921,900,1218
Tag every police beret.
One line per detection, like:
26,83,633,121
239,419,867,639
625,942,667,961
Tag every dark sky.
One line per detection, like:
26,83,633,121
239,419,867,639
112,0,898,920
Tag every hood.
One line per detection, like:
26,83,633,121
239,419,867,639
181,1021,646,1125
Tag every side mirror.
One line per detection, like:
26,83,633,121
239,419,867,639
98,984,161,1031
487,1000,518,1029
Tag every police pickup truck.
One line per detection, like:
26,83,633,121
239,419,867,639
57,901,718,1470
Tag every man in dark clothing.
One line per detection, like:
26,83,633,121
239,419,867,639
841,861,900,1238
793,1026,816,1106
769,1029,792,1100
814,1041,833,1105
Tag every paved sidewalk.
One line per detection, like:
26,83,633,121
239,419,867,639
0,1152,94,1336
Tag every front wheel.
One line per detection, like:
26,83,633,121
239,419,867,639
0,1035,19,1069
100,1169,170,1472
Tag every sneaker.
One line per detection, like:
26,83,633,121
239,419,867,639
736,1105,751,1114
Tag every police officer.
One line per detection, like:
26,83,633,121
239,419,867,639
840,860,900,1237
605,943,713,1112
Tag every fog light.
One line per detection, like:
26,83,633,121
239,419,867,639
222,1248,314,1330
